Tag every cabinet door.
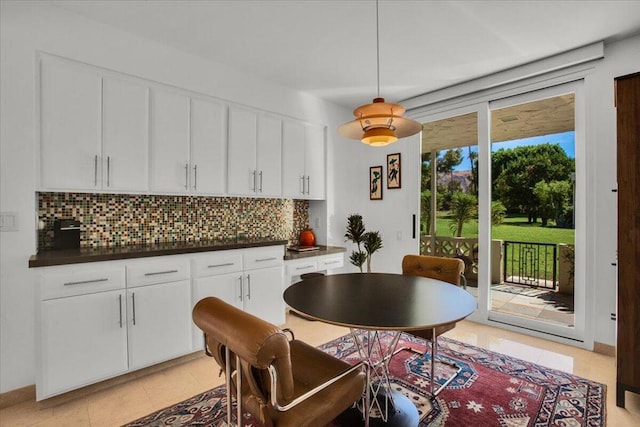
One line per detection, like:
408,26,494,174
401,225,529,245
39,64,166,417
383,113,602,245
102,77,149,192
40,59,102,190
227,106,257,195
244,266,285,326
39,290,128,399
192,273,243,351
281,120,306,198
128,280,192,370
256,114,282,197
304,124,326,200
149,89,190,193
191,98,226,195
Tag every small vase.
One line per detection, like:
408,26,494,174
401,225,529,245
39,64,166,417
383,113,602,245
299,229,316,246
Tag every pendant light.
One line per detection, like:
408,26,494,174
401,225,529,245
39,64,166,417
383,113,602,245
338,0,422,147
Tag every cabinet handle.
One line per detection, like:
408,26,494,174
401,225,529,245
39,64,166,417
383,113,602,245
144,269,178,276
255,257,277,262
63,278,108,286
185,163,189,190
325,260,340,265
193,164,197,191
259,170,263,192
107,156,111,187
238,275,243,301
296,265,315,270
305,176,310,195
246,274,251,300
208,262,235,268
94,155,98,187
118,294,123,328
300,175,305,194
131,292,136,326
252,170,257,192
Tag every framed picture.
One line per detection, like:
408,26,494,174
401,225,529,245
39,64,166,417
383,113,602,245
387,153,401,189
370,166,383,200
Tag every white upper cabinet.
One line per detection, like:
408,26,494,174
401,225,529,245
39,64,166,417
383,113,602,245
190,98,226,195
282,120,306,197
256,113,282,196
227,106,257,195
228,106,282,197
40,58,149,192
304,124,326,200
282,121,325,200
102,78,149,192
40,58,102,191
149,88,191,193
39,55,325,200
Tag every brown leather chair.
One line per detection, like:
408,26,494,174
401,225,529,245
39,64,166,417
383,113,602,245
399,254,466,396
192,297,366,427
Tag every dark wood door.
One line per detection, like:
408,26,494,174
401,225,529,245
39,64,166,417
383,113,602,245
616,71,640,408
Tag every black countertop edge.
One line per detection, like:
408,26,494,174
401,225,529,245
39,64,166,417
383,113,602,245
283,245,346,261
29,239,289,268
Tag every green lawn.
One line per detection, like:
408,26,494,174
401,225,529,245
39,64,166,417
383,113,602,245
432,213,574,245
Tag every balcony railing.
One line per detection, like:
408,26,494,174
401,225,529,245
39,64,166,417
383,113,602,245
421,235,574,294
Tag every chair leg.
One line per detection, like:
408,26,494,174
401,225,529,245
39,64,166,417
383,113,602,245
225,347,233,426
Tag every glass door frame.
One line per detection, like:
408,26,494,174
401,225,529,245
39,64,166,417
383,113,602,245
488,81,586,343
411,79,591,349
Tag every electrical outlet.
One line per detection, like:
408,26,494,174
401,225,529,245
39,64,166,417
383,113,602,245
0,212,18,232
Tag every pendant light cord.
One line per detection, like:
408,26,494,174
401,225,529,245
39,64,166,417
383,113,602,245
376,0,380,98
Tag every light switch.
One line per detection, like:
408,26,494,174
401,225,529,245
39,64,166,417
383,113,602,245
0,212,18,232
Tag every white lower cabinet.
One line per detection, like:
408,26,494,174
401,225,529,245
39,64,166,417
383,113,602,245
127,280,192,370
191,246,285,351
37,245,286,400
39,289,128,399
243,265,284,325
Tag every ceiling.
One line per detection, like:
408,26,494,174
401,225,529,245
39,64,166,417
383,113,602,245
49,0,640,111
423,93,575,152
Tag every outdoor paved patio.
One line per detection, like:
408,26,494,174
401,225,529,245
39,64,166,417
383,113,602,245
467,283,575,327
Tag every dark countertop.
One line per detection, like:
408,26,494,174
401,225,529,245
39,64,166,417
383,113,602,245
29,238,288,268
284,245,346,261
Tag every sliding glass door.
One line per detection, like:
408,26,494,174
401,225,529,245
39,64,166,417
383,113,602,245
416,80,586,345
488,82,585,341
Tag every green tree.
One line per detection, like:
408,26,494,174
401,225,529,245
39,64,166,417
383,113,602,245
491,200,507,226
492,143,574,222
438,148,463,183
448,192,478,237
532,180,572,226
467,147,478,196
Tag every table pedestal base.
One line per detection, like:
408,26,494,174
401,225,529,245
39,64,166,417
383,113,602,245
336,389,420,427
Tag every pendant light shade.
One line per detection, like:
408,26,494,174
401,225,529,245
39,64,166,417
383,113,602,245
337,1,423,146
338,97,423,147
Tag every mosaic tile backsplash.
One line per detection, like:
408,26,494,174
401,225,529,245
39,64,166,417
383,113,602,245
38,192,309,250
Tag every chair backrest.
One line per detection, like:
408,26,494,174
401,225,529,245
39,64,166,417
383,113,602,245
402,254,464,286
192,297,295,418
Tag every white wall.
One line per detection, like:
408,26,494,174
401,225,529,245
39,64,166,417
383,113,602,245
0,1,352,394
588,35,640,348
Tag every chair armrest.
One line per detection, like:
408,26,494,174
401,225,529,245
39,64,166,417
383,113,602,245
267,361,367,412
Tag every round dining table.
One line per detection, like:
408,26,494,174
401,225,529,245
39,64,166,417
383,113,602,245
283,272,477,427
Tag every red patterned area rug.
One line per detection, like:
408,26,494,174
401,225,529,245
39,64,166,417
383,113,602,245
125,333,605,426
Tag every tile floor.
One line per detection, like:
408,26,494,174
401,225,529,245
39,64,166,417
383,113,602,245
1,313,639,427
